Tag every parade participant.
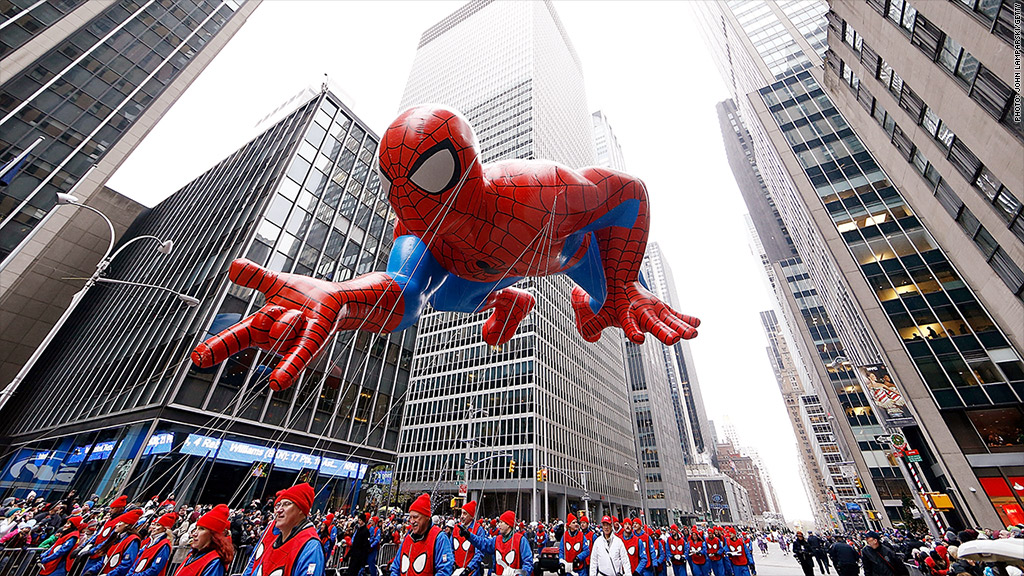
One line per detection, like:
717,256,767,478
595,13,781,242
559,513,590,576
38,516,83,576
650,530,666,576
390,494,455,576
99,508,143,576
619,518,647,576
632,520,655,576
685,528,707,576
83,495,129,576
791,532,815,576
666,525,688,576
590,517,629,576
537,522,548,549
580,515,596,576
172,504,234,576
368,516,383,576
703,528,725,576
453,501,485,576
320,513,337,561
461,509,532,576
131,512,176,576
724,530,753,576
242,482,324,576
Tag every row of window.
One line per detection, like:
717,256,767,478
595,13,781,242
1,0,86,58
859,0,1022,139
832,54,1024,301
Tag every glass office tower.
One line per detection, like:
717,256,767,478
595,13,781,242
394,0,638,521
697,0,1022,530
0,90,412,511
0,0,260,411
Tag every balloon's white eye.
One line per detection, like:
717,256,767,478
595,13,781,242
378,167,392,197
409,140,460,195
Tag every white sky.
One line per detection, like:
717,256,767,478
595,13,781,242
108,0,814,523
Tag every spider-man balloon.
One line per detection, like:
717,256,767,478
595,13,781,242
191,105,699,391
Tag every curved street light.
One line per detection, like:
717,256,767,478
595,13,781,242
0,192,199,411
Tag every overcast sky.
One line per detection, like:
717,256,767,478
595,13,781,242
108,0,814,523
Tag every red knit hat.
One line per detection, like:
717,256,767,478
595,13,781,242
499,510,515,527
462,500,477,517
324,513,335,527
109,495,128,509
670,524,679,531
275,483,315,516
68,516,84,530
114,509,143,526
197,504,230,533
567,513,577,524
579,515,588,523
157,512,178,528
409,493,431,517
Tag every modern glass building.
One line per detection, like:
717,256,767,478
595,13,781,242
697,0,1022,530
0,0,260,404
393,0,639,521
0,89,412,512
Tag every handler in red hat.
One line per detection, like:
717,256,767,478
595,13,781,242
458,509,532,576
38,516,84,576
242,482,325,576
559,513,591,576
173,504,234,576
132,511,177,576
83,495,129,576
100,508,144,576
453,500,485,576
320,513,337,561
390,493,455,576
367,514,383,574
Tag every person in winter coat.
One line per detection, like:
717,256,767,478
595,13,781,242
99,509,144,576
1,520,35,548
827,537,861,576
348,513,371,576
590,517,630,576
791,532,815,576
861,532,903,576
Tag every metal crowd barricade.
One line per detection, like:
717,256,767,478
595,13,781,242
0,547,44,576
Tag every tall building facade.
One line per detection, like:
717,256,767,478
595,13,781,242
0,90,411,512
0,0,260,403
697,0,1023,530
591,110,627,172
393,0,638,521
823,0,1024,529
715,434,774,519
642,242,713,465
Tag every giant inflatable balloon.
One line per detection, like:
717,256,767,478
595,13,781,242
191,105,700,391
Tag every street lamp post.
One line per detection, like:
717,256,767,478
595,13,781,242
624,461,647,520
0,192,199,412
462,404,488,506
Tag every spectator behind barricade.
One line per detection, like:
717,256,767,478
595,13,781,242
1,519,35,548
348,513,370,576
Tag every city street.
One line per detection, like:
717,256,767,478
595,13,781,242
751,546,818,576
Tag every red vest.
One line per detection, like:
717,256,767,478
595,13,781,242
667,535,686,566
41,531,79,575
90,518,121,559
453,522,480,568
134,535,171,576
399,526,441,576
726,538,748,566
249,521,321,576
706,537,723,561
622,534,641,573
640,533,653,568
101,534,141,575
494,532,525,575
688,538,706,564
562,530,585,563
173,550,221,576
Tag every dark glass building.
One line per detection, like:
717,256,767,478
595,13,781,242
0,0,261,407
0,89,413,512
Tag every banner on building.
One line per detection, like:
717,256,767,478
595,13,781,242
858,364,916,428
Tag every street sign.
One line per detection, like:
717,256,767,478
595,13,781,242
874,434,892,444
858,494,872,499
458,484,468,497
889,433,907,448
907,454,923,463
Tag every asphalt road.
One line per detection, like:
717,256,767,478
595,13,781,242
748,545,825,576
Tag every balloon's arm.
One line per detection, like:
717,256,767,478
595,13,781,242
334,234,448,333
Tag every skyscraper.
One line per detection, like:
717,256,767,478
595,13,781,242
0,89,410,510
591,110,627,172
698,0,1023,530
393,0,638,521
0,0,260,399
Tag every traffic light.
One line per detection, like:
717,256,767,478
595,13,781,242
537,468,548,482
854,478,863,489
451,497,458,509
508,459,516,474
